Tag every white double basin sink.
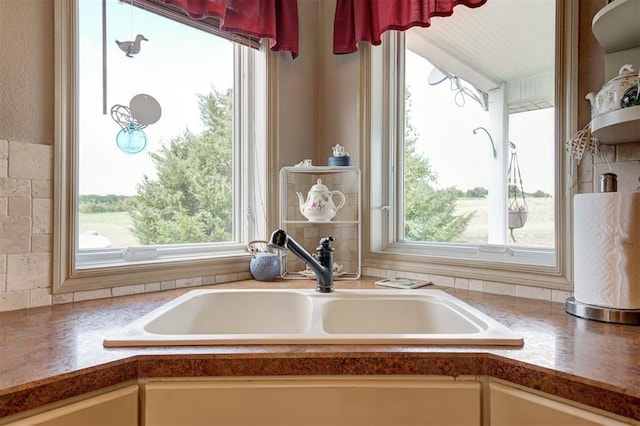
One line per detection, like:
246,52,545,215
103,289,523,347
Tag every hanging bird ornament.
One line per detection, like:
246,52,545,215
115,34,148,58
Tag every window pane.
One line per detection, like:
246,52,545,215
403,0,555,250
77,0,235,250
507,108,555,248
404,51,490,244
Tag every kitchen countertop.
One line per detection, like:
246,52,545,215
1,278,639,421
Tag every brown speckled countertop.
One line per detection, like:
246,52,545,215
1,278,639,420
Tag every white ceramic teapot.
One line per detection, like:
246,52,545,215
585,64,640,119
297,179,346,222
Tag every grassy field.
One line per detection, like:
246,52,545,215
455,197,555,247
79,212,139,247
79,197,555,249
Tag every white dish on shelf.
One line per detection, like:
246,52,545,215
300,262,345,278
300,269,347,279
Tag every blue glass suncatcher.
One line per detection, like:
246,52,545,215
116,122,147,154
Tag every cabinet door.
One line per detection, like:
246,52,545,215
5,385,138,426
489,382,629,426
144,378,480,426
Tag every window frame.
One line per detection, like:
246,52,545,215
53,0,273,293
361,0,577,289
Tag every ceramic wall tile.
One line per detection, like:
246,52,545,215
0,217,31,253
593,160,640,192
9,141,52,180
29,287,52,307
616,142,640,161
73,288,112,302
552,289,573,303
8,197,30,217
454,278,470,289
483,281,516,297
145,282,162,292
31,234,51,252
176,277,203,288
0,289,29,312
0,178,31,197
6,253,51,290
32,197,51,234
112,284,147,297
516,285,553,301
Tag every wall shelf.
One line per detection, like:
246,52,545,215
592,106,640,144
279,166,361,280
589,0,640,144
592,0,640,53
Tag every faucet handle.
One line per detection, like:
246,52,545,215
317,236,335,252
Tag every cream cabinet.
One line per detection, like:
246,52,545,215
2,385,138,426
489,382,631,426
3,377,636,425
143,378,480,426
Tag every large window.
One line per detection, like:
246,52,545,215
403,51,555,249
54,0,268,292
365,0,577,288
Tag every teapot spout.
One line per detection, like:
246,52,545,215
585,92,596,106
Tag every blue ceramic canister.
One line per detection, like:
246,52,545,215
328,156,352,166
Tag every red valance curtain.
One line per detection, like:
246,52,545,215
158,0,299,58
333,0,487,54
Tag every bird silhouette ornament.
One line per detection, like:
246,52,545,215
115,34,148,58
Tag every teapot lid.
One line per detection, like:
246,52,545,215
310,178,329,192
616,64,636,77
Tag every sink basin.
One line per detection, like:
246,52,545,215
144,291,312,335
104,289,523,347
322,297,485,334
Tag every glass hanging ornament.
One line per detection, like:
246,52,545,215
110,94,161,155
116,122,148,154
111,104,147,155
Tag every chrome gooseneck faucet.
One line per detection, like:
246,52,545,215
268,229,335,293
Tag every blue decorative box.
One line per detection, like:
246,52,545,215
328,156,352,166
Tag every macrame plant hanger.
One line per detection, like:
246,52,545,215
507,141,528,242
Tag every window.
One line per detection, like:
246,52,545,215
364,0,577,287
54,0,269,292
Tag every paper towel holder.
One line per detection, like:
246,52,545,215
566,298,640,325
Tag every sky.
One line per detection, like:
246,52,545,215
78,0,233,196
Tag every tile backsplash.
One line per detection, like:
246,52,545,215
578,142,640,193
0,140,53,311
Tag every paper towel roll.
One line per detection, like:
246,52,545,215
574,192,640,309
